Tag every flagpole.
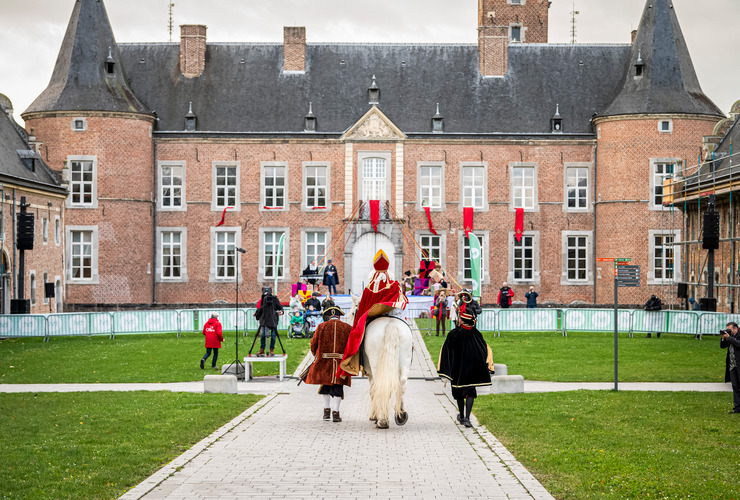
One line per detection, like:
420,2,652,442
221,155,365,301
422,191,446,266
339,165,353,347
274,232,285,294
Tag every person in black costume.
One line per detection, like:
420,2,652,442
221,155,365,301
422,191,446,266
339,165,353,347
437,290,493,428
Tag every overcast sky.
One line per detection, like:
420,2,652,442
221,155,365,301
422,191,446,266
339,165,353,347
1,0,738,125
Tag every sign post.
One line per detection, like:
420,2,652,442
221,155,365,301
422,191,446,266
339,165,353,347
596,258,638,391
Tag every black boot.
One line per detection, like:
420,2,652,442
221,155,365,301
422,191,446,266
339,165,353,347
457,398,465,424
463,396,474,427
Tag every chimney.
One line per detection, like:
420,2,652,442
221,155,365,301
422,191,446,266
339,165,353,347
180,25,207,78
283,27,306,72
631,30,638,44
478,25,509,77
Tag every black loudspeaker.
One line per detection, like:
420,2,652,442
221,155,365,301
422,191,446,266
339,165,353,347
699,297,717,313
702,212,720,250
677,282,688,299
44,282,55,298
16,212,35,251
10,299,30,314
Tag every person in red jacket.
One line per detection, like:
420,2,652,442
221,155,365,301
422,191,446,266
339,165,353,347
201,313,224,370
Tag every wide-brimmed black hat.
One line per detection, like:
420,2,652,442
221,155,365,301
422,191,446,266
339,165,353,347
322,306,345,319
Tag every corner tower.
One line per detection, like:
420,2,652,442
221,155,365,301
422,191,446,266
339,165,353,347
22,0,156,308
593,0,723,306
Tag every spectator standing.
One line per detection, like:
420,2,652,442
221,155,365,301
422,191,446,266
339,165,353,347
644,294,662,338
525,286,538,308
303,260,320,289
497,282,514,308
201,313,223,370
689,297,701,339
304,306,352,422
434,289,449,336
323,259,339,294
254,288,284,356
721,322,740,414
322,291,336,311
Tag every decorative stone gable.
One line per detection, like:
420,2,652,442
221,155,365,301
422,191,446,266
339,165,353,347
343,107,405,141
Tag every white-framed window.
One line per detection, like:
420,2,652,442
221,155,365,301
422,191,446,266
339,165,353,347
649,230,681,284
420,233,442,263
209,227,241,283
42,217,48,244
71,117,87,132
561,231,593,285
29,270,36,307
54,216,61,246
650,158,677,210
66,225,99,284
261,162,287,210
456,231,490,285
358,151,392,202
460,163,487,211
159,162,186,211
43,271,49,305
303,163,329,211
510,24,524,42
211,162,240,211
302,229,330,268
259,228,290,282
418,163,444,210
658,119,673,134
508,231,540,284
54,277,63,313
508,0,524,4
564,164,590,212
66,156,97,208
511,163,537,211
157,228,188,282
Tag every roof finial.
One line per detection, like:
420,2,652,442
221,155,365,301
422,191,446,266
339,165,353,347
554,104,561,118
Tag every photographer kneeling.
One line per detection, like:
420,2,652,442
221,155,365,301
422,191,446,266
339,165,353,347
721,322,740,414
255,287,284,357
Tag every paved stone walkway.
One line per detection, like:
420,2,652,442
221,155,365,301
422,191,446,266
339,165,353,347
117,324,553,500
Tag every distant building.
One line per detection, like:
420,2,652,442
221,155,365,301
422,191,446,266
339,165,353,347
0,94,67,314
20,0,724,309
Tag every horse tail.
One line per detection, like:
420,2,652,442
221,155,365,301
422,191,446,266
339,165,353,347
369,320,402,421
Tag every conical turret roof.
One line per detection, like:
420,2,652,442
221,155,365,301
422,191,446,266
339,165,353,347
23,0,149,116
602,0,722,118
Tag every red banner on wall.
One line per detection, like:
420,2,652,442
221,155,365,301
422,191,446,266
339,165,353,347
515,208,524,242
463,207,474,238
423,207,438,236
369,200,380,233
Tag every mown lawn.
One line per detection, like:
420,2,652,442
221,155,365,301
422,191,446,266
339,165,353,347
421,328,725,382
0,391,262,499
475,391,740,499
0,331,309,383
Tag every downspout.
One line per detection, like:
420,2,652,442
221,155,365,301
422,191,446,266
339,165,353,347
12,188,16,300
592,139,598,305
152,139,158,305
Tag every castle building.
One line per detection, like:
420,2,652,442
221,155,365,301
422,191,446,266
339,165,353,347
20,0,723,309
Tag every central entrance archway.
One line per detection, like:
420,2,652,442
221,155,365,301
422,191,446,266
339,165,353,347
350,232,396,294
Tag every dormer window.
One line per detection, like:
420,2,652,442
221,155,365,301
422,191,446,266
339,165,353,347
368,75,380,105
304,102,317,132
17,150,37,172
634,50,644,78
431,103,444,133
551,104,563,133
105,47,115,75
185,102,197,132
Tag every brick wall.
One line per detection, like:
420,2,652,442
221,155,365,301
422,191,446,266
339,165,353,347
283,27,306,72
479,0,549,43
180,25,207,78
25,113,156,307
594,115,719,307
478,26,509,77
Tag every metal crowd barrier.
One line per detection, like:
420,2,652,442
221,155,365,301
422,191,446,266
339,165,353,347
0,308,736,340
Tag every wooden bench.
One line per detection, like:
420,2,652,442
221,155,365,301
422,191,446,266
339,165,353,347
243,354,288,382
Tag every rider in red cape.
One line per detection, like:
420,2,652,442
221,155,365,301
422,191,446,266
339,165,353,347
338,249,408,379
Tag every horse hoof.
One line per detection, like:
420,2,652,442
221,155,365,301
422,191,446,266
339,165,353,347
395,411,409,426
376,420,389,429
369,417,378,422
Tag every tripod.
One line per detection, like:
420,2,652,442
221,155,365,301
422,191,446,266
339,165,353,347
223,246,247,379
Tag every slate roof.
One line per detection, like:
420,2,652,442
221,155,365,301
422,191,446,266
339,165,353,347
602,0,723,118
0,106,66,194
119,42,631,136
24,0,148,116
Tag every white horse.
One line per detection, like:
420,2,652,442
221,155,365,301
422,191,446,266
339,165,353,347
348,294,414,429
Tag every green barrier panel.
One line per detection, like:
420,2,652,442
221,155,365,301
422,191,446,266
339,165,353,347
0,314,47,337
496,309,558,332
563,308,633,333
46,312,113,336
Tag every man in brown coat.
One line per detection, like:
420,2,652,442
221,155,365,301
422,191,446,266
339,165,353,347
305,306,352,422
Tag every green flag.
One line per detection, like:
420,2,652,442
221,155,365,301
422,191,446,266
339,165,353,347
468,233,482,301
274,232,286,291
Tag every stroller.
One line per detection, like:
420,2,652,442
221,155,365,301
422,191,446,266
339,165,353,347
289,312,305,339
303,309,323,339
